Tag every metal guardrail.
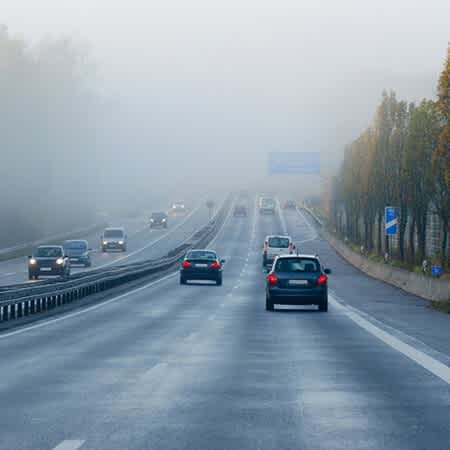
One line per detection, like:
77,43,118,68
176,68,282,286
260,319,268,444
299,206,324,227
0,196,233,323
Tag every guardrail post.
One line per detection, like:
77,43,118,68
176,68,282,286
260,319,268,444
24,300,29,316
2,305,8,321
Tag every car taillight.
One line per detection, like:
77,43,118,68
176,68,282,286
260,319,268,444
267,272,278,286
317,274,328,285
264,241,268,250
210,261,221,269
182,260,191,269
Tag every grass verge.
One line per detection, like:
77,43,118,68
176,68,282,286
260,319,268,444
431,300,450,314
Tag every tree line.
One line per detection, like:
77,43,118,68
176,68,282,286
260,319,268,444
330,44,449,268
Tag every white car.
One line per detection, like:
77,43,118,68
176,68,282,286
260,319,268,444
262,235,295,266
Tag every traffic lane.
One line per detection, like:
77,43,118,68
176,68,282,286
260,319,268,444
3,207,449,450
1,208,450,449
72,206,208,272
0,215,149,286
0,198,252,450
282,208,450,360
0,205,205,285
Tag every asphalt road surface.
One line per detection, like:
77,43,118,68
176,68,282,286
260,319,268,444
0,198,449,450
0,203,210,286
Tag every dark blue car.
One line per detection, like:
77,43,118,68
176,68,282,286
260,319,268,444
266,254,331,312
63,240,91,267
180,250,225,286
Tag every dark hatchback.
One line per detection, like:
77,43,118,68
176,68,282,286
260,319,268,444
266,255,331,312
150,212,168,228
180,250,225,285
63,240,91,267
28,245,70,280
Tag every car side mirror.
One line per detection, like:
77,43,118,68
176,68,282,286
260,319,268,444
88,248,92,251
100,235,103,240
28,255,32,259
264,267,270,273
324,268,331,274
220,259,225,264
292,245,296,249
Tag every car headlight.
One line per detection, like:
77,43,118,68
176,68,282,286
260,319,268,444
56,258,64,265
150,219,154,222
162,218,166,222
103,240,108,245
29,258,37,265
118,240,124,245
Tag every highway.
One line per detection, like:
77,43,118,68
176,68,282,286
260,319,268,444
0,198,449,450
0,203,210,287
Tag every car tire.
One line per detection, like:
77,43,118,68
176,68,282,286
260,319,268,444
318,296,328,312
180,276,187,285
101,247,106,253
28,273,34,280
216,275,222,286
265,294,274,311
122,245,127,252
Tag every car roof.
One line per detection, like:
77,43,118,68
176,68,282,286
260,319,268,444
276,254,319,259
37,245,63,249
187,249,217,254
104,227,124,231
63,239,88,244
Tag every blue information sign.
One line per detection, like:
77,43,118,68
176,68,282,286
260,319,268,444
268,152,320,176
385,207,398,235
431,265,442,277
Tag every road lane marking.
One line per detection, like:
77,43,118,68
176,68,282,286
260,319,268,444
53,440,85,450
294,207,318,242
330,296,450,385
0,272,17,277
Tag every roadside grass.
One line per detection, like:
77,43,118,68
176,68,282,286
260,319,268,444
431,300,450,314
0,224,105,263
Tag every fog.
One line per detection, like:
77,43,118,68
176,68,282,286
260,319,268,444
1,0,449,243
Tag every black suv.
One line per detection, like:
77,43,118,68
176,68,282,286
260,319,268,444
28,245,70,280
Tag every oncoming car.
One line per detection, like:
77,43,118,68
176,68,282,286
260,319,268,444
28,245,70,280
262,235,294,266
265,254,331,312
180,249,225,285
171,202,186,215
150,212,168,229
63,240,91,267
101,227,127,252
233,204,248,217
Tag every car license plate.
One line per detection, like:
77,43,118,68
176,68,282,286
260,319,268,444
195,263,208,268
40,267,52,272
289,279,308,285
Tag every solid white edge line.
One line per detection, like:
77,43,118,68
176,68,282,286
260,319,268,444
53,440,85,450
329,296,450,385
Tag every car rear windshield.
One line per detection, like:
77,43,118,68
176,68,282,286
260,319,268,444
63,241,87,250
187,251,216,260
36,247,63,257
275,258,320,273
268,237,290,248
104,229,124,238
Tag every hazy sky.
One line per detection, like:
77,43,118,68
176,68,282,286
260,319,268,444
2,0,449,181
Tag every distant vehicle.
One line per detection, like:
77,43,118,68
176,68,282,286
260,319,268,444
150,212,168,229
28,245,70,280
101,227,127,252
282,200,297,210
180,249,225,286
63,240,91,267
233,204,248,217
263,235,294,266
265,254,331,312
171,201,186,214
259,196,276,214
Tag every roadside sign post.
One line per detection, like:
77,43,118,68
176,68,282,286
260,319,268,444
385,206,398,257
431,265,442,278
